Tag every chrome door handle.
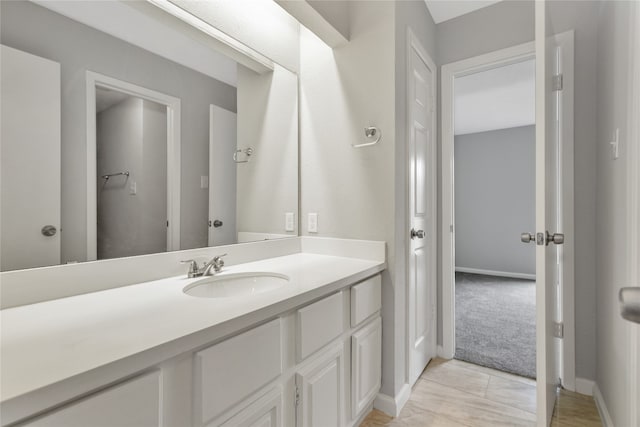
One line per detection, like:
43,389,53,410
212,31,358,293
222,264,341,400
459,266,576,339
411,228,425,239
521,232,535,243
41,225,57,237
546,231,564,245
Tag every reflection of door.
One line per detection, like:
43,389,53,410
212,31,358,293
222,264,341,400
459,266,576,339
209,104,237,246
407,33,437,386
0,45,60,271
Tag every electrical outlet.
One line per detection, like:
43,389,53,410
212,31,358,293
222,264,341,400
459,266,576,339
308,213,318,233
285,212,295,231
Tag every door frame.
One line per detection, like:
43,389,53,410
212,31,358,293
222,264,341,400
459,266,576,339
440,36,576,389
405,28,438,386
626,1,640,423
86,71,181,261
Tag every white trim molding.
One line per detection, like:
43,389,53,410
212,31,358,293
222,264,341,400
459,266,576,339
86,71,181,261
574,377,594,396
455,267,535,281
593,383,614,427
373,384,411,417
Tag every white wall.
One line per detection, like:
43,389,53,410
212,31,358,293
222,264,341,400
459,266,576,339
236,64,298,237
454,126,535,277
300,0,398,397
97,98,167,259
300,0,438,402
0,1,237,261
436,0,599,381
594,1,636,425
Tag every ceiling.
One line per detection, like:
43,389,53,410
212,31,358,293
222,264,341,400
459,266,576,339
454,59,535,135
424,0,504,24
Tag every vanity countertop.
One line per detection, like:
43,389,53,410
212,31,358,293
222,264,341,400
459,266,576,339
0,252,384,405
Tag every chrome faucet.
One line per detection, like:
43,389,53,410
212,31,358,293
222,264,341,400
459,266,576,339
202,253,227,276
180,254,227,278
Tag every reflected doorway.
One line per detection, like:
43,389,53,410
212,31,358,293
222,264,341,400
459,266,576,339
96,89,167,259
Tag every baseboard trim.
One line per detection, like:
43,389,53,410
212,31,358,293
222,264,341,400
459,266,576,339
374,384,411,417
593,383,614,427
575,377,594,396
455,267,535,280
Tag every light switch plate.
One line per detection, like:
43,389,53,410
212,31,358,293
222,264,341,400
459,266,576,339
308,213,318,233
610,128,620,160
285,212,295,231
129,181,137,195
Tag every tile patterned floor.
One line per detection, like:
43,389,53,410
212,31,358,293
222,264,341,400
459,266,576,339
360,358,602,427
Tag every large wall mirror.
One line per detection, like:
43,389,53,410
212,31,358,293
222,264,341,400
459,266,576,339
0,0,299,272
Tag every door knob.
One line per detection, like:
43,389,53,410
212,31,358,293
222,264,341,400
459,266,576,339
41,225,57,237
411,228,425,239
546,231,564,245
521,232,535,243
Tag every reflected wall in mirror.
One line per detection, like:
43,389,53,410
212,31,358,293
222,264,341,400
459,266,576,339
0,0,299,271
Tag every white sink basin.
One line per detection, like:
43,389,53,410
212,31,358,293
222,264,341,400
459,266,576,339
183,272,290,298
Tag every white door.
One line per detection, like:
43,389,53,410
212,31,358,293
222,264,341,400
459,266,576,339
535,3,564,424
0,45,61,271
295,344,345,427
208,104,237,246
407,34,437,386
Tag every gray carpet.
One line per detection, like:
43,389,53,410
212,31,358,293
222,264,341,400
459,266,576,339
454,272,536,378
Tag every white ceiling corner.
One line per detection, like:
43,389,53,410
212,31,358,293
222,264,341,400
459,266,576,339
425,0,504,24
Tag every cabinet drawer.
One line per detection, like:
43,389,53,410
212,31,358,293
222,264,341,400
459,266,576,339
350,275,381,327
19,371,161,427
195,319,282,426
296,292,345,361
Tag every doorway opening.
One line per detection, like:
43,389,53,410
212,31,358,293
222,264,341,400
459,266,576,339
86,72,181,261
441,35,576,389
453,59,537,378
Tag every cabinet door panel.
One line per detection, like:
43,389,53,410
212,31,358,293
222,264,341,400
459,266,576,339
295,344,345,427
195,319,282,425
219,387,282,427
19,371,161,427
350,275,381,327
351,317,382,419
296,292,345,361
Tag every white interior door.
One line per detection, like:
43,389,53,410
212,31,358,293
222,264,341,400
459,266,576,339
208,104,237,246
407,34,437,386
1,45,61,271
535,3,564,424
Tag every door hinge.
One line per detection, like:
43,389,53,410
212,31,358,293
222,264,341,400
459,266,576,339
166,220,169,227
450,224,454,233
553,321,564,338
294,386,300,407
552,74,563,91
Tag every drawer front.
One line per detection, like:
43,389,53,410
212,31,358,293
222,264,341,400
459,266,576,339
296,292,345,361
19,371,161,427
350,275,381,327
195,319,282,425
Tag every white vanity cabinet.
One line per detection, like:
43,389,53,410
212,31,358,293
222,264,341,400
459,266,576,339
8,273,382,427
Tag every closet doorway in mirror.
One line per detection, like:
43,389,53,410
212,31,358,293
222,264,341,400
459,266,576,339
87,73,181,261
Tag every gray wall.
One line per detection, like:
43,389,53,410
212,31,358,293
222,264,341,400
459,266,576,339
0,1,237,262
454,126,535,276
595,1,634,425
97,98,167,259
436,0,599,381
